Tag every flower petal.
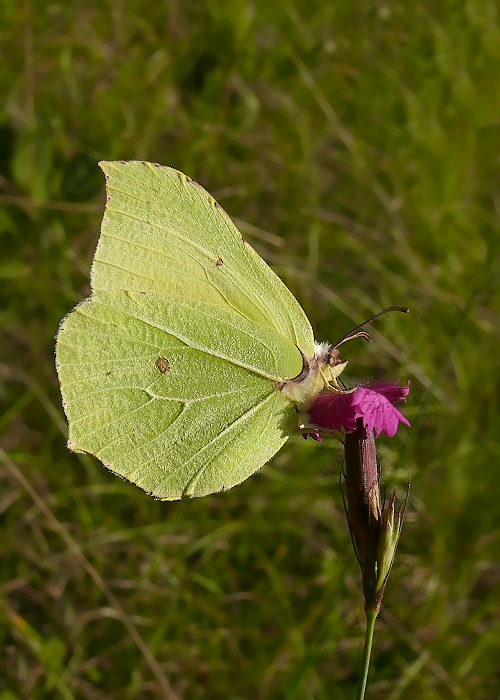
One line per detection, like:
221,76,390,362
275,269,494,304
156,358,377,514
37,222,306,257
370,381,410,403
351,388,410,438
309,392,358,432
308,382,410,438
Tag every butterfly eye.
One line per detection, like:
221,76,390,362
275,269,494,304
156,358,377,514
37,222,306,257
328,349,340,366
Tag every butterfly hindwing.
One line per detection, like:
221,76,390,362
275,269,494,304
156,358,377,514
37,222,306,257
56,292,301,499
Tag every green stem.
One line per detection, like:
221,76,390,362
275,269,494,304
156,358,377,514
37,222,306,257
356,608,378,700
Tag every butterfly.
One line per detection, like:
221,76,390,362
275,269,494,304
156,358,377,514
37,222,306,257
55,162,346,499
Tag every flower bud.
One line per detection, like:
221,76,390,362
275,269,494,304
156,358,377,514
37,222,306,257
375,490,407,603
343,420,407,613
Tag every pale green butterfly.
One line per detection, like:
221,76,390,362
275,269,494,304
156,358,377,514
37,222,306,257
55,161,347,500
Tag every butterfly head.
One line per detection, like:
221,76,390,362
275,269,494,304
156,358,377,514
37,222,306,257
314,341,348,390
277,342,348,409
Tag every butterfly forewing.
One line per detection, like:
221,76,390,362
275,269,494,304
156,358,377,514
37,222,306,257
92,161,314,356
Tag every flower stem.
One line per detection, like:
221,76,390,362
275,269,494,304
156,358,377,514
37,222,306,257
356,608,378,700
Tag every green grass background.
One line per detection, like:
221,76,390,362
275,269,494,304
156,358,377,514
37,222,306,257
1,1,499,698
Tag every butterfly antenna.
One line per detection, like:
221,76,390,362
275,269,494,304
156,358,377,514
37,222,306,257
333,305,409,349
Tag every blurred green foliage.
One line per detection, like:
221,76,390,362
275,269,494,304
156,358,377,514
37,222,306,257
1,1,499,698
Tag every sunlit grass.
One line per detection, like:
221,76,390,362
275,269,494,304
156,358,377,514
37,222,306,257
1,1,499,697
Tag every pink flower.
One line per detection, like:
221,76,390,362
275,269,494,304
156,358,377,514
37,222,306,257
308,381,410,439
